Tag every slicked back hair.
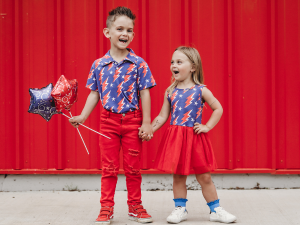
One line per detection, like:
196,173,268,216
106,6,136,28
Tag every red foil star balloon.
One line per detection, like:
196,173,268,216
51,75,78,112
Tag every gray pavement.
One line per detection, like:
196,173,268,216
0,190,300,225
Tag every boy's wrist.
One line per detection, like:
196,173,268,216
142,119,151,125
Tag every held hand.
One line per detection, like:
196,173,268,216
69,115,85,128
138,129,153,142
193,122,210,134
138,123,153,141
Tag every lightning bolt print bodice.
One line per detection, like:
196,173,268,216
86,49,156,114
168,84,206,127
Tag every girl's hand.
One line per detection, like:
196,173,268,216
139,131,153,142
193,122,210,134
69,115,85,128
138,124,153,140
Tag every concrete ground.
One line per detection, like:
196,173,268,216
0,190,300,225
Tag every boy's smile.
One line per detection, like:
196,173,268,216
104,15,134,51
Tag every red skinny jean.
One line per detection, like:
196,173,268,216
99,109,143,206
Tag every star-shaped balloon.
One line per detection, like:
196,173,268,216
51,75,78,112
28,83,60,121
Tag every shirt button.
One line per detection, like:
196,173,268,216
122,113,125,117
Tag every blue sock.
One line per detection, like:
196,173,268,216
207,199,220,213
173,198,188,207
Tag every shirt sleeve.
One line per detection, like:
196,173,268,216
137,58,156,91
85,61,98,91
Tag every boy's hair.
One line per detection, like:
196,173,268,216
106,6,136,28
167,46,204,94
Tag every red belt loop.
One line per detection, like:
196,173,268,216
134,110,138,118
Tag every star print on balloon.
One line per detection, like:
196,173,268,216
51,75,78,112
28,83,59,121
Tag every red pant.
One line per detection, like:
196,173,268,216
99,109,143,206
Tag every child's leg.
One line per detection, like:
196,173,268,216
195,172,218,203
99,118,121,207
121,111,152,223
173,174,188,199
166,174,188,224
196,173,237,223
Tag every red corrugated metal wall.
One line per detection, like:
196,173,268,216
1,0,300,174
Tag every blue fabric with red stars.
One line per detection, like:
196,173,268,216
168,84,205,127
86,49,156,114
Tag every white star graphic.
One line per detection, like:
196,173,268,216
126,104,129,107
110,71,112,74
98,68,100,70
179,95,182,98
146,79,149,82
173,115,175,118
139,84,142,87
93,78,96,81
179,107,182,110
191,118,194,121
110,84,113,87
193,88,196,91
194,102,198,105
106,106,109,109
112,97,115,101
122,75,124,78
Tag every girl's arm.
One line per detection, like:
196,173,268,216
194,87,223,134
140,91,171,141
151,91,171,133
69,90,100,128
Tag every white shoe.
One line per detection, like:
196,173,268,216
210,206,237,223
167,207,188,224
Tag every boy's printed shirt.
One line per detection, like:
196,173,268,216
86,49,156,114
167,84,205,127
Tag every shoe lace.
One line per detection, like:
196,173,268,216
216,207,227,217
171,207,184,215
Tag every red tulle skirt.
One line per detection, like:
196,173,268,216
154,125,218,175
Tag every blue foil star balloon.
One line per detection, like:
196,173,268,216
28,83,60,121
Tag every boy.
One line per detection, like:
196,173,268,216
69,6,156,225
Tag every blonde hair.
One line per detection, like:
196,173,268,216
167,46,204,94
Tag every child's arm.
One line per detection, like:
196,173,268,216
138,88,153,138
141,91,170,141
151,91,171,133
69,90,100,128
193,87,223,134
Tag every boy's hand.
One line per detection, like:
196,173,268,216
138,123,153,141
69,115,86,128
193,122,210,134
139,131,153,142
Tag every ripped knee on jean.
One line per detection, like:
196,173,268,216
128,149,140,157
128,165,140,175
103,161,118,176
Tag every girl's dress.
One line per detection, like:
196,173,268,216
154,84,218,175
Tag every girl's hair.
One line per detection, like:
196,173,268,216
167,46,204,94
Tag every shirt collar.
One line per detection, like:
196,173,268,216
102,48,138,66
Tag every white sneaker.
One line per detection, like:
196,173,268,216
167,207,188,224
210,206,237,223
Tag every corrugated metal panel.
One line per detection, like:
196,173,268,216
0,0,299,173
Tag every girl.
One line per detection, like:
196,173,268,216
144,46,236,223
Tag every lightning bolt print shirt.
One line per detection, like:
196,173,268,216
86,49,156,114
168,84,206,127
